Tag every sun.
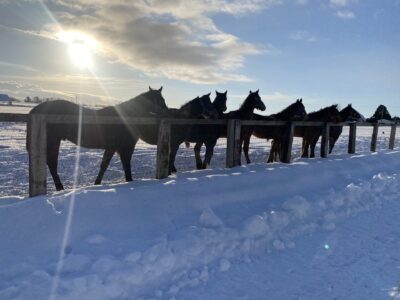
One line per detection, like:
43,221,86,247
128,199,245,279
58,31,98,69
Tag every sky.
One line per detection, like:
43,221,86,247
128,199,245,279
0,0,399,116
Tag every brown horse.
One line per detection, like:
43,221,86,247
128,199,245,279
223,90,266,165
242,99,307,163
97,93,219,180
186,91,228,169
329,104,364,154
297,104,341,158
27,87,168,191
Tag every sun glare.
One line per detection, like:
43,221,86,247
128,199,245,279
58,31,98,69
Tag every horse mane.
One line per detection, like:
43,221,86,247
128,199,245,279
274,102,298,117
180,97,199,109
308,104,338,116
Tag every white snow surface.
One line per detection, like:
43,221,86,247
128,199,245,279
1,122,400,299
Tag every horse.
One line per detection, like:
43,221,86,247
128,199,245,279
242,99,307,164
297,104,341,158
329,104,364,154
27,87,168,191
222,90,266,165
95,93,218,182
164,93,219,174
185,90,228,169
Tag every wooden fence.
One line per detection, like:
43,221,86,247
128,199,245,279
0,112,398,197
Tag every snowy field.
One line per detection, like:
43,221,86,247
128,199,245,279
1,120,400,300
0,121,397,198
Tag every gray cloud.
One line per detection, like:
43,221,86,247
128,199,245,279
40,0,279,83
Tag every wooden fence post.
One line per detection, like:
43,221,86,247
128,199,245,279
320,123,330,158
29,114,47,197
348,122,357,154
226,119,241,168
156,120,171,179
389,124,397,150
370,124,379,152
281,122,295,163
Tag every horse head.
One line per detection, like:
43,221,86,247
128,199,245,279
341,104,365,122
247,89,266,111
291,98,308,120
146,86,168,114
199,93,219,119
213,90,228,115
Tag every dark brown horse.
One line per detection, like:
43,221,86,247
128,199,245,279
96,93,218,180
243,99,307,163
27,87,168,191
329,104,364,153
96,93,218,176
185,90,228,169
298,104,341,158
223,90,266,165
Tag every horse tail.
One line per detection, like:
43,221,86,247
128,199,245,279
184,142,190,148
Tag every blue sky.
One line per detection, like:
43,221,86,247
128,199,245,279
0,0,399,116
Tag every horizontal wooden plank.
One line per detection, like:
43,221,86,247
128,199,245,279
0,112,398,127
0,113,29,122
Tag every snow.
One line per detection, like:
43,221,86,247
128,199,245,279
0,121,400,299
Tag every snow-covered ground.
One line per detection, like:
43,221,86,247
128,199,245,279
0,121,400,300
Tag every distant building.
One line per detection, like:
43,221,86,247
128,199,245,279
0,94,13,105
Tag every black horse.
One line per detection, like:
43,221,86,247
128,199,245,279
329,104,364,154
243,99,307,163
185,90,228,169
27,87,168,191
298,105,341,158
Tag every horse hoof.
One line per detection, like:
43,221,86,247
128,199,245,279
56,184,64,191
196,164,202,170
94,180,101,185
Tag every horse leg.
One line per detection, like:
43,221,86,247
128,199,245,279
47,138,64,191
202,140,217,169
310,136,319,158
301,138,309,158
194,142,203,169
95,148,115,185
243,134,251,164
168,142,180,174
118,147,134,182
267,140,274,163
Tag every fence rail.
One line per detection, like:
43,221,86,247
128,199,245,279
0,112,398,197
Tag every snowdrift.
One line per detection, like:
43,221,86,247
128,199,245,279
1,150,400,299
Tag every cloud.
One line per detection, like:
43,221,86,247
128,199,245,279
330,0,349,7
26,0,282,84
0,61,38,72
289,30,316,42
336,10,356,19
0,77,118,105
296,0,308,5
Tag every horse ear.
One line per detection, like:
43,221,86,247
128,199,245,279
256,89,259,94
249,90,252,94
207,92,211,96
149,86,152,91
159,86,163,92
224,90,227,95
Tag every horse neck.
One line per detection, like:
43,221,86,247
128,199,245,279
308,109,330,121
238,98,256,118
272,106,294,120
